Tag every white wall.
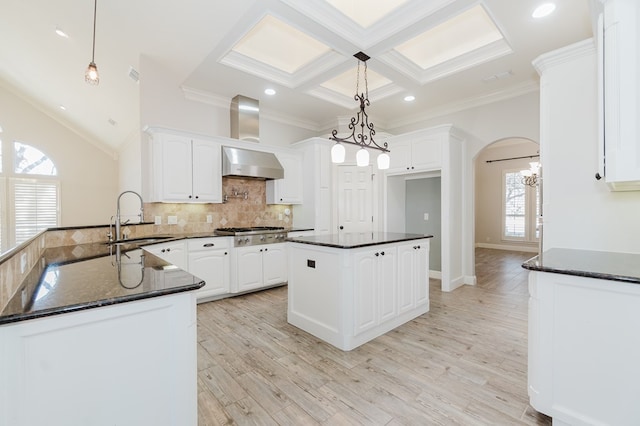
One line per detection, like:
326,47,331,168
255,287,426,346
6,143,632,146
536,39,640,253
139,55,318,148
0,83,118,227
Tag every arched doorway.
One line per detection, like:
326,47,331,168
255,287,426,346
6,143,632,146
471,137,540,275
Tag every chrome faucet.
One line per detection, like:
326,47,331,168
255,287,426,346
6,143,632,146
113,190,144,241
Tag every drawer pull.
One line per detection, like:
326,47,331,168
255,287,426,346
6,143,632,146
203,243,215,247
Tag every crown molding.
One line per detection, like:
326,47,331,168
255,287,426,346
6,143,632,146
389,79,539,130
532,38,596,76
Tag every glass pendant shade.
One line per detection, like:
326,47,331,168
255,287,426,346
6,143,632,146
377,152,390,170
85,62,99,85
356,148,369,167
331,143,345,163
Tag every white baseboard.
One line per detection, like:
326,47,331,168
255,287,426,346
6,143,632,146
464,275,477,286
475,242,538,253
429,270,442,279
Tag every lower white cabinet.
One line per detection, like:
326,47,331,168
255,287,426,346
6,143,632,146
144,240,187,270
233,243,287,293
0,293,197,426
288,238,430,351
354,248,397,335
397,243,429,313
187,238,230,301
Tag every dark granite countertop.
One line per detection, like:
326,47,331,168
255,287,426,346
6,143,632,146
287,232,432,249
0,243,204,325
522,248,640,284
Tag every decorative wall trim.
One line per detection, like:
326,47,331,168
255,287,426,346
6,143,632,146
532,38,596,76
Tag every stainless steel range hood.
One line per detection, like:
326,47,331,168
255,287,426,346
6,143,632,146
222,146,284,180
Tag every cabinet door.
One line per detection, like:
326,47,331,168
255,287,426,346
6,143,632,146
145,241,187,270
266,152,303,204
188,249,229,299
415,243,429,306
191,139,222,203
378,248,397,322
235,246,263,292
262,243,287,285
354,250,377,335
411,138,442,171
397,244,416,313
160,135,193,201
388,142,412,172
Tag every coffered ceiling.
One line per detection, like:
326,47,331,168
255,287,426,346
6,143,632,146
0,0,593,153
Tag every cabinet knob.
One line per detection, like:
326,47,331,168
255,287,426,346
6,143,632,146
265,248,268,251
375,252,379,257
224,252,228,255
381,251,385,256
595,172,602,180
195,195,199,199
260,249,263,252
280,198,283,201
161,249,166,253
339,226,344,230
188,195,192,199
411,166,415,169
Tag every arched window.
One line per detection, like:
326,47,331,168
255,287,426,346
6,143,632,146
0,139,60,251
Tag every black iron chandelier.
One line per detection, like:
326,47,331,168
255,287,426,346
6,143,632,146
329,52,390,169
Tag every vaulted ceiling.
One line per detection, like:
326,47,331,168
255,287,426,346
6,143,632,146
0,0,593,152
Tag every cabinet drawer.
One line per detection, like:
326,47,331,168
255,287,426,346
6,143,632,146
187,237,230,251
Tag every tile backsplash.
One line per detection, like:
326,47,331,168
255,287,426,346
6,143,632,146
144,178,292,234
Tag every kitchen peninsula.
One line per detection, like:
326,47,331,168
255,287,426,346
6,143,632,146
0,241,204,426
287,233,432,351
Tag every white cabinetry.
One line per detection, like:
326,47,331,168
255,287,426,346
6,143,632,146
266,152,303,204
528,269,640,424
186,238,230,301
291,139,332,234
144,240,187,270
147,132,222,203
397,243,429,313
0,293,197,426
598,0,640,190
353,248,397,335
233,243,287,293
387,136,442,173
287,238,430,351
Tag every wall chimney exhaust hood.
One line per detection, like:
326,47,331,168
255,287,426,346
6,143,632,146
230,95,259,142
222,146,284,180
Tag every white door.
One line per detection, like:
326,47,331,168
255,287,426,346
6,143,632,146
337,165,373,235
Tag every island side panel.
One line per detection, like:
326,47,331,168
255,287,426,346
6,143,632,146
0,292,197,426
287,242,347,349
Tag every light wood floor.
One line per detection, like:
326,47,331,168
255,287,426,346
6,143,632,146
196,248,551,425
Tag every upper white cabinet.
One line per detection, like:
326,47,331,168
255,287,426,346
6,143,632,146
598,0,640,190
266,152,303,204
291,139,332,234
146,132,222,203
387,135,442,173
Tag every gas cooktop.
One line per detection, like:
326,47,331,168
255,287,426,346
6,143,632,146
214,226,285,235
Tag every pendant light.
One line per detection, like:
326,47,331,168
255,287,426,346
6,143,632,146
329,52,390,169
85,0,99,85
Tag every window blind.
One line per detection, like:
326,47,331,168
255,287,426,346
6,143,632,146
504,172,526,238
13,178,59,244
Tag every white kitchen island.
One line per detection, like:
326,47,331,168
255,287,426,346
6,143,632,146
287,233,432,351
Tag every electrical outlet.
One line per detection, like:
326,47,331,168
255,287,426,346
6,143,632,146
167,215,178,225
423,213,429,221
279,213,283,220
206,214,213,223
154,216,162,225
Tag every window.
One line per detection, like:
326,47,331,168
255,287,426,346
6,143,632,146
503,170,539,242
0,140,59,251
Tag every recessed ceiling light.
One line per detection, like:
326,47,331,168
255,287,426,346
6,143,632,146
532,3,556,18
404,95,415,102
58,105,67,111
108,118,117,126
264,88,276,96
55,27,69,38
